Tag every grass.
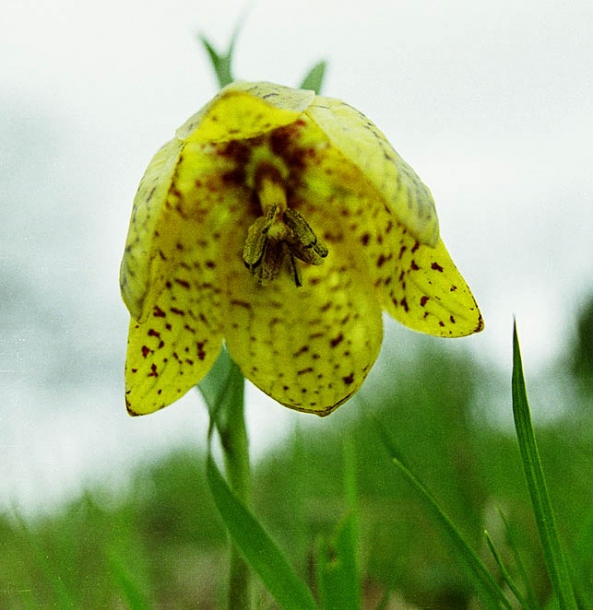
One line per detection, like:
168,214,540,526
2,335,593,608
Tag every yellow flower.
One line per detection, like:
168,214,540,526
120,81,483,417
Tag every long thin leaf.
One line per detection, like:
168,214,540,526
498,509,540,609
198,347,244,438
316,512,359,610
299,61,327,94
372,419,513,610
198,30,238,88
511,322,578,609
12,510,77,608
316,440,360,610
484,529,532,609
106,551,152,610
206,454,318,610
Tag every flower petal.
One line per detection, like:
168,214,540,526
120,137,184,321
219,209,383,416
290,115,483,338
122,141,248,414
120,139,240,322
124,251,224,414
176,81,315,144
306,97,439,247
375,233,484,337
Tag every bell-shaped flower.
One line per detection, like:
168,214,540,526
120,81,483,416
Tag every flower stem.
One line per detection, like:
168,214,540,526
218,379,252,610
198,349,253,609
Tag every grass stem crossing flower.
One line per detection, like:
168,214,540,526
120,81,483,416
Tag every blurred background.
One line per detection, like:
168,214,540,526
2,1,593,606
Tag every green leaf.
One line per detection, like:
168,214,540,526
198,347,244,436
316,440,360,610
199,28,239,89
484,529,532,609
11,509,77,608
206,454,318,610
316,512,360,610
106,551,152,610
511,322,578,609
498,509,540,609
372,417,513,610
299,61,327,94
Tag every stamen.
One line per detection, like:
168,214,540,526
243,163,328,286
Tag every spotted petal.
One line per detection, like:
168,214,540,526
176,81,315,143
307,97,439,247
290,115,482,338
123,141,248,414
220,209,383,415
124,251,224,415
120,138,184,321
120,136,243,323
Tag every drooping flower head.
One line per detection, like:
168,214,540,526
120,81,483,416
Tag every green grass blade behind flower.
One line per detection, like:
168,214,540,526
299,61,327,94
316,513,360,610
106,552,152,610
498,509,540,609
484,530,533,609
198,347,244,437
511,323,578,610
206,454,318,610
199,29,238,88
11,510,77,608
371,417,513,610
316,440,360,610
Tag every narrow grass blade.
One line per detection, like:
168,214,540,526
498,509,540,609
316,512,360,610
198,347,245,441
511,323,578,609
484,529,532,609
199,28,239,89
206,454,318,610
372,419,513,610
299,61,327,94
12,510,77,608
316,440,360,610
106,552,152,610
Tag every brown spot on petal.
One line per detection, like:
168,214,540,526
342,373,355,385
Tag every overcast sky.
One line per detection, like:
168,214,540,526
2,0,593,510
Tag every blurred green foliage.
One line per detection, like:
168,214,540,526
2,333,593,609
570,291,593,394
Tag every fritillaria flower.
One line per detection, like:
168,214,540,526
120,81,483,416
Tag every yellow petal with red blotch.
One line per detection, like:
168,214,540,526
120,139,240,322
124,232,225,415
372,229,484,337
306,97,439,247
220,209,383,416
289,114,483,338
176,81,315,144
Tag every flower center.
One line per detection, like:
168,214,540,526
243,164,328,286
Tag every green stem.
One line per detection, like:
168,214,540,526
218,379,252,609
198,349,253,609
